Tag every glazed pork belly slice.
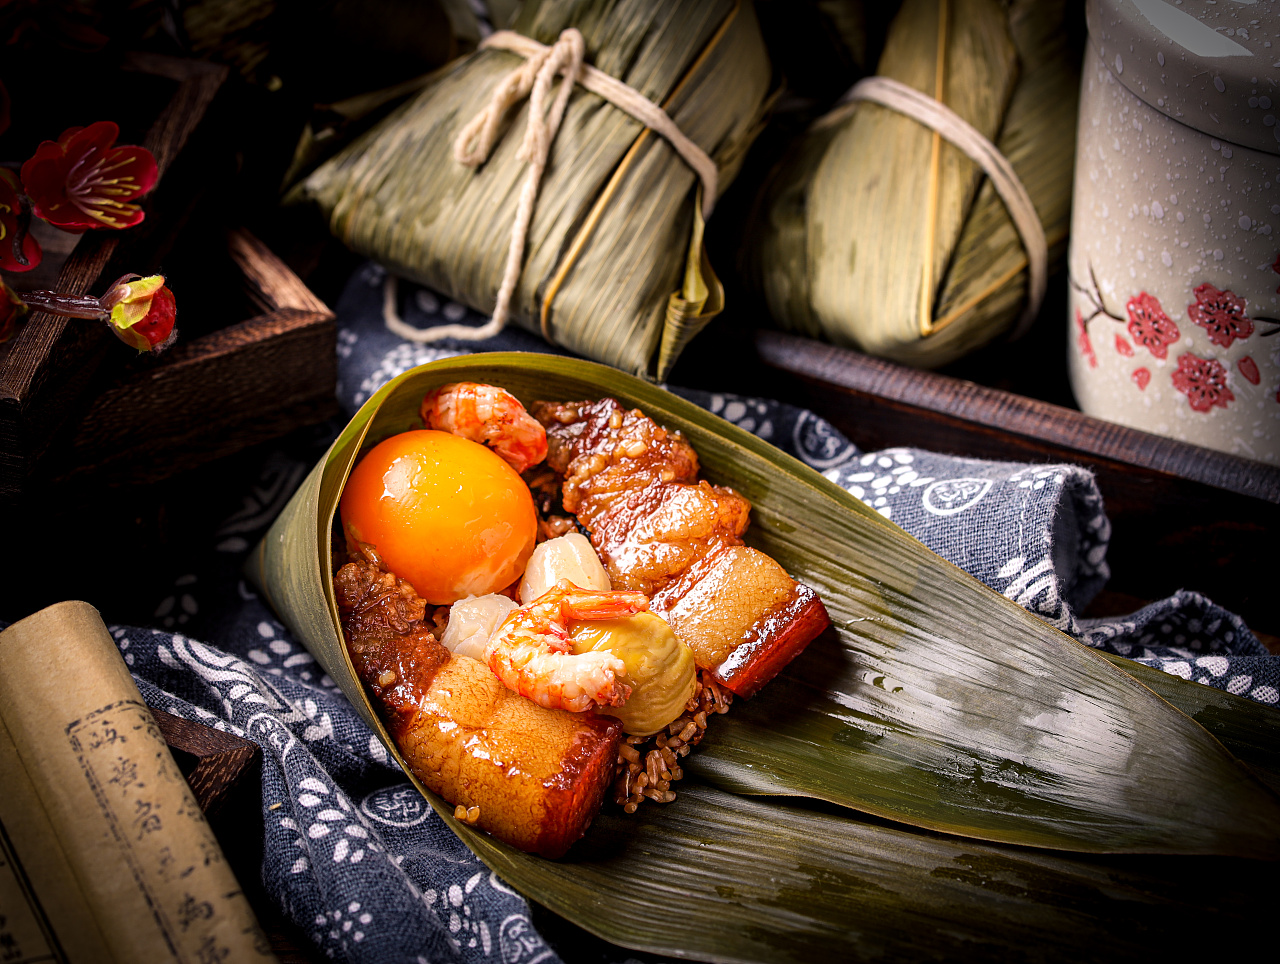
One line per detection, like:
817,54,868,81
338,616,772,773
650,544,829,698
531,398,830,698
334,556,620,858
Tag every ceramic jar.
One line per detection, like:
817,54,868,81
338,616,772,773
1068,0,1280,463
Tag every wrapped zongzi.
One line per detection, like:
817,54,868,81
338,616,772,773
746,0,1078,367
295,0,775,380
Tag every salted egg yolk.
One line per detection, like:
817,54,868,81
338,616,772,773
339,430,537,605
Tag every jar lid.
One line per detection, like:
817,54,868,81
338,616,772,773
1087,0,1280,155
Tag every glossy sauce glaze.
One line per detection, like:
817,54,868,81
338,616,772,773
334,553,620,857
533,399,831,697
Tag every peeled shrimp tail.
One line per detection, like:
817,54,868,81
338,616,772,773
420,382,548,473
485,580,649,712
488,644,632,713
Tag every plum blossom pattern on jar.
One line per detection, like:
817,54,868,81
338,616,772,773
1067,18,1280,462
1187,283,1254,349
1171,354,1234,414
1125,292,1179,360
1238,357,1261,387
1074,309,1096,369
1074,260,1277,418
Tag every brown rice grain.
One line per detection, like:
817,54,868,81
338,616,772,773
646,752,660,785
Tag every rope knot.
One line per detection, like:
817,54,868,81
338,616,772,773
453,28,585,170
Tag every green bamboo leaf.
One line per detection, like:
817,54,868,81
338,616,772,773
1093,652,1280,797
471,782,1276,964
248,352,1280,962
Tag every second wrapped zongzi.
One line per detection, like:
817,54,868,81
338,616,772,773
746,0,1078,367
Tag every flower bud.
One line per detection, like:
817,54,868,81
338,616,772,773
104,274,177,351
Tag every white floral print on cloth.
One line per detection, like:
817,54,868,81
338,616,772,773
119,604,562,964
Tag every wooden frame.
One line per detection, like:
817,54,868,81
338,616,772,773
149,706,259,818
754,329,1280,640
0,54,227,500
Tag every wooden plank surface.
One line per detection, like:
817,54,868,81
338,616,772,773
755,330,1280,501
149,705,260,819
51,304,336,487
27,225,337,488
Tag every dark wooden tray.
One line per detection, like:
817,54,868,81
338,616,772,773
754,329,1280,641
0,53,227,500
43,228,337,488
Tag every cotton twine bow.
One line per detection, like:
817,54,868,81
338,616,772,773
383,29,584,345
383,27,718,346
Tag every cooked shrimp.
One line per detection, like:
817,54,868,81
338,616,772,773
420,382,548,474
486,580,649,713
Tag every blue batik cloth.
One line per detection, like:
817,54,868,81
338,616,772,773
96,264,1277,964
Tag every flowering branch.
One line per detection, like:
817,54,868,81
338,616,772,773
2,274,177,351
1,118,171,350
1068,262,1123,325
17,289,107,318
